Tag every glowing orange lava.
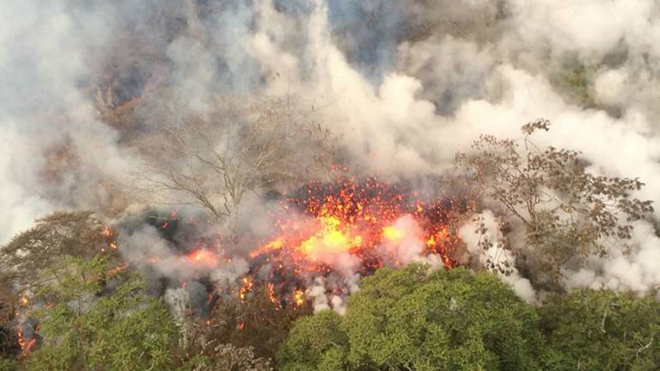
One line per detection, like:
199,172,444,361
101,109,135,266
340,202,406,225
238,277,253,301
293,290,305,307
382,225,405,243
102,225,112,238
127,179,471,311
184,249,218,267
107,263,129,276
249,179,465,274
298,216,361,260
17,327,37,356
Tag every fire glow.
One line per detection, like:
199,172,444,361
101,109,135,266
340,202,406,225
17,328,36,356
250,179,466,273
237,179,470,311
110,179,470,313
184,249,219,267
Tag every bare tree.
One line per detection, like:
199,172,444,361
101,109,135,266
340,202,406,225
135,96,336,222
456,119,654,285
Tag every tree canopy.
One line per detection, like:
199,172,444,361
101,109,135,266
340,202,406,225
20,255,180,371
540,290,660,371
278,264,543,371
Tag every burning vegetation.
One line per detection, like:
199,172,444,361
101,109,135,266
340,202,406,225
110,178,472,315
33,176,472,359
242,179,471,309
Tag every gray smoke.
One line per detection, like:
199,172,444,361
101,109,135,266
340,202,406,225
2,0,660,299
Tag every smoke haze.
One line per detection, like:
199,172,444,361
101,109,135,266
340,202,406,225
3,0,660,300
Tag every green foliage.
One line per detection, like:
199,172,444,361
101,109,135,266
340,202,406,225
455,120,653,285
2,211,278,371
0,211,117,294
22,257,180,371
277,311,347,371
540,290,660,371
278,264,543,371
0,358,17,371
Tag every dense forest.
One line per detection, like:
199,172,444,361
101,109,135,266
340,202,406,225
2,0,660,370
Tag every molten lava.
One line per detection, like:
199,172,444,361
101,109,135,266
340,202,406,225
239,179,471,309
298,216,362,260
293,289,305,307
17,328,37,356
114,179,471,313
382,225,405,243
184,249,219,267
250,179,466,271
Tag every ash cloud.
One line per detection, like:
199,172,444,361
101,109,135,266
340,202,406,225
3,0,660,299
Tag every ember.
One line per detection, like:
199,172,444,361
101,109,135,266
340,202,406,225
184,249,219,267
115,179,470,313
241,179,470,310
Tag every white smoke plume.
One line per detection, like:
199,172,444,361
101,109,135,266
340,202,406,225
459,210,536,302
2,0,660,300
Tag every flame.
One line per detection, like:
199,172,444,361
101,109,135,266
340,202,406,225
19,296,28,306
251,238,284,258
293,290,305,307
184,249,218,267
425,226,456,268
122,179,469,310
102,225,112,238
239,277,253,301
247,180,467,276
107,263,129,276
237,179,472,308
17,327,37,356
382,225,405,243
101,225,118,252
299,216,361,260
267,283,278,307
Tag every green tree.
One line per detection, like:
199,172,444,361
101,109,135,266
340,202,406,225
540,290,660,371
21,255,180,371
0,211,116,294
278,264,543,371
0,211,123,366
455,120,653,286
0,358,17,371
275,311,347,371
